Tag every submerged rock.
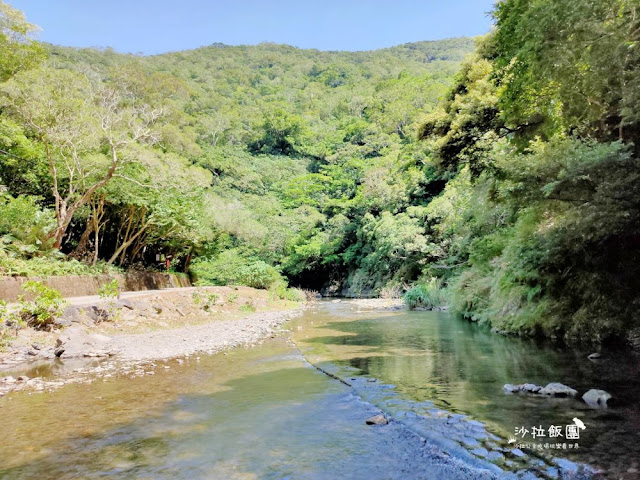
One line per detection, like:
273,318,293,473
470,447,489,458
511,448,526,458
365,414,388,425
503,383,542,394
520,383,542,393
503,384,521,394
538,383,578,397
582,389,612,407
504,382,577,398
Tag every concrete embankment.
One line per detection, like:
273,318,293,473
0,272,191,302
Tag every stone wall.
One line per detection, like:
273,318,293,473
0,272,191,302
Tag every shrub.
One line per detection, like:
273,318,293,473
0,194,56,258
227,293,239,303
192,290,219,311
379,283,404,299
267,281,307,303
192,249,284,289
98,279,120,299
404,278,448,310
17,281,67,330
284,287,307,302
0,255,123,277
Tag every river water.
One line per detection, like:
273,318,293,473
0,301,638,479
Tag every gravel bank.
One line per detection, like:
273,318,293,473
106,308,304,361
1,287,306,396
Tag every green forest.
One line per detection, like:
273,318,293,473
1,0,638,344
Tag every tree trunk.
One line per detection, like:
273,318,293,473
108,222,149,265
70,218,94,260
184,246,194,273
91,195,106,265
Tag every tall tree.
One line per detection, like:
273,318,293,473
0,67,165,248
0,1,44,81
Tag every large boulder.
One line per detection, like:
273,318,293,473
56,327,113,358
539,383,578,397
55,305,85,327
582,389,612,407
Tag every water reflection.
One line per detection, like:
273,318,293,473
290,302,640,476
0,337,496,480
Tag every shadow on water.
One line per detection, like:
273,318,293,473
290,303,640,477
0,338,497,480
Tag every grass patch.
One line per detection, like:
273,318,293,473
404,278,448,310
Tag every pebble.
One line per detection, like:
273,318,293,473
365,414,388,425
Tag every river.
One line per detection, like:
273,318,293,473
0,301,638,479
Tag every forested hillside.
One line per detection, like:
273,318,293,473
1,0,638,344
0,0,473,289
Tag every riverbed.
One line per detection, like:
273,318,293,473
289,301,640,479
0,301,637,479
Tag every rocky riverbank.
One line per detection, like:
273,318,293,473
0,286,305,397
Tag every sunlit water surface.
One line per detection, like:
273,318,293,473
1,301,638,478
290,302,640,478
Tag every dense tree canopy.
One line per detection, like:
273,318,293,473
1,0,638,344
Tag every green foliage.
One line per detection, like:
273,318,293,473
419,52,502,175
441,137,640,342
1,0,636,345
192,290,220,311
98,279,119,299
0,312,13,350
267,282,307,302
0,2,45,81
17,280,67,330
252,107,307,155
0,193,56,257
404,278,448,310
397,1,640,344
227,293,239,303
192,249,284,289
0,255,122,277
284,288,307,302
492,0,640,141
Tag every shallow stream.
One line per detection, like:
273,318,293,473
0,301,638,479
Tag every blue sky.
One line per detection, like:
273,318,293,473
10,1,496,55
